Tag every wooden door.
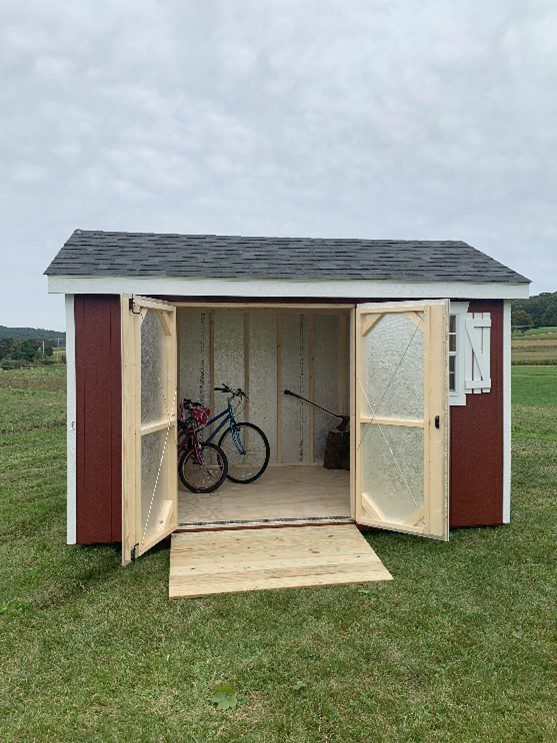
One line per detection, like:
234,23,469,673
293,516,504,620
354,300,449,540
121,295,178,564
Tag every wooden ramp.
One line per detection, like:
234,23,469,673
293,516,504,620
169,524,392,599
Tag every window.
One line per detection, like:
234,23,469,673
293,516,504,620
448,302,468,406
449,315,457,392
448,302,492,406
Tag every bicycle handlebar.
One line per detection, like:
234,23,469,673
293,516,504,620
214,384,248,400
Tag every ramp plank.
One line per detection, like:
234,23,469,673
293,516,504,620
169,524,392,598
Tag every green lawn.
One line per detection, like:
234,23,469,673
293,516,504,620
512,326,557,339
0,366,555,741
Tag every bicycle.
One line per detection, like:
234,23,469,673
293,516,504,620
179,384,270,487
177,400,228,493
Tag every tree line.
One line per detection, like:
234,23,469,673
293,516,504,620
0,325,65,341
512,292,557,330
0,338,63,369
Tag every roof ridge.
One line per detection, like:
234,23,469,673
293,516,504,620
70,229,470,245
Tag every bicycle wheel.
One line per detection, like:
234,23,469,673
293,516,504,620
178,442,228,493
218,422,270,484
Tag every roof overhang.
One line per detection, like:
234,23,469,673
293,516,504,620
47,275,530,300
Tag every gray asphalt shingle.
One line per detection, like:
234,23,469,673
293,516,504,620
44,230,529,283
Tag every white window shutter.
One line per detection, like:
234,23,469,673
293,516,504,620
465,313,491,394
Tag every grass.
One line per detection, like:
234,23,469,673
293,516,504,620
0,366,555,741
512,326,557,338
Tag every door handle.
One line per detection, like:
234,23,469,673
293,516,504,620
435,415,440,429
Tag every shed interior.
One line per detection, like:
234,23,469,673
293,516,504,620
176,305,353,529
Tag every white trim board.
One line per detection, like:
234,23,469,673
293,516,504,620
48,275,530,300
65,294,77,544
503,300,512,523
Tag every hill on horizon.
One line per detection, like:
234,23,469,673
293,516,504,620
0,325,66,342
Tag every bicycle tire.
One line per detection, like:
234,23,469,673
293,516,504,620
178,442,228,493
218,422,270,484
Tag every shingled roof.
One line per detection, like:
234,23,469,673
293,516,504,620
45,230,529,283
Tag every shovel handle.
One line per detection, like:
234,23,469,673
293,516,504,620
283,389,345,421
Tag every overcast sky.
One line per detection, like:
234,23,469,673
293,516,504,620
1,0,555,329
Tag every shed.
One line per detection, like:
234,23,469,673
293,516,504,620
46,231,529,594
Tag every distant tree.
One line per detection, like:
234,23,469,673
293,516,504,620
0,338,14,359
511,310,534,331
541,304,557,327
512,292,557,328
11,339,40,361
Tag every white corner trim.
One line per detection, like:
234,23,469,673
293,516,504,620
65,294,77,544
47,275,531,300
503,300,512,523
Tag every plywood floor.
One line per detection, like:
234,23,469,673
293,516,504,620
178,465,351,530
169,524,392,598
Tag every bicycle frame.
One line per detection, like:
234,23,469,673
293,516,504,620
178,399,245,456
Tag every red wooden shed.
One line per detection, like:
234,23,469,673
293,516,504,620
45,231,529,592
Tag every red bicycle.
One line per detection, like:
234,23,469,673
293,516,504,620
177,399,228,493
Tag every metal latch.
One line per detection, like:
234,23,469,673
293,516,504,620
435,415,440,429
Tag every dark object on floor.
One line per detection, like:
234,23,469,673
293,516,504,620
283,389,350,470
323,428,350,470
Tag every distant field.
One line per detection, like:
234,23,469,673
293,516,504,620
512,326,557,365
513,326,557,338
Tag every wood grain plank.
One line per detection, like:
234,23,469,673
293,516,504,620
169,524,392,598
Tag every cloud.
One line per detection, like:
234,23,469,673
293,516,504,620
0,0,555,327
12,162,48,182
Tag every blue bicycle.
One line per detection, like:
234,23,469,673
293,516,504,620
178,384,270,493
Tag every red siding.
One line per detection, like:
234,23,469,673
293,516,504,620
449,300,504,526
73,295,504,541
75,295,122,543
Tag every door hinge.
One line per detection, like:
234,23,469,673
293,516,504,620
129,296,141,314
435,415,440,429
130,544,139,563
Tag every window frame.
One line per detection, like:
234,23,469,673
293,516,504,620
448,301,469,406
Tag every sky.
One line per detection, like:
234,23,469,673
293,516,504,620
1,0,556,330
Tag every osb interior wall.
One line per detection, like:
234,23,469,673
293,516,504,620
177,308,351,464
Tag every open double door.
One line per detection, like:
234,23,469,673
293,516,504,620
121,297,449,565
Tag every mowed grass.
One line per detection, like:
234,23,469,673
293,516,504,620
512,366,557,443
0,367,555,741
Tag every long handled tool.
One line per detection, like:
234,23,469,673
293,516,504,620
283,389,349,430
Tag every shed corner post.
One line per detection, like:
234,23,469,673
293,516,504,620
502,299,512,523
65,294,77,545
